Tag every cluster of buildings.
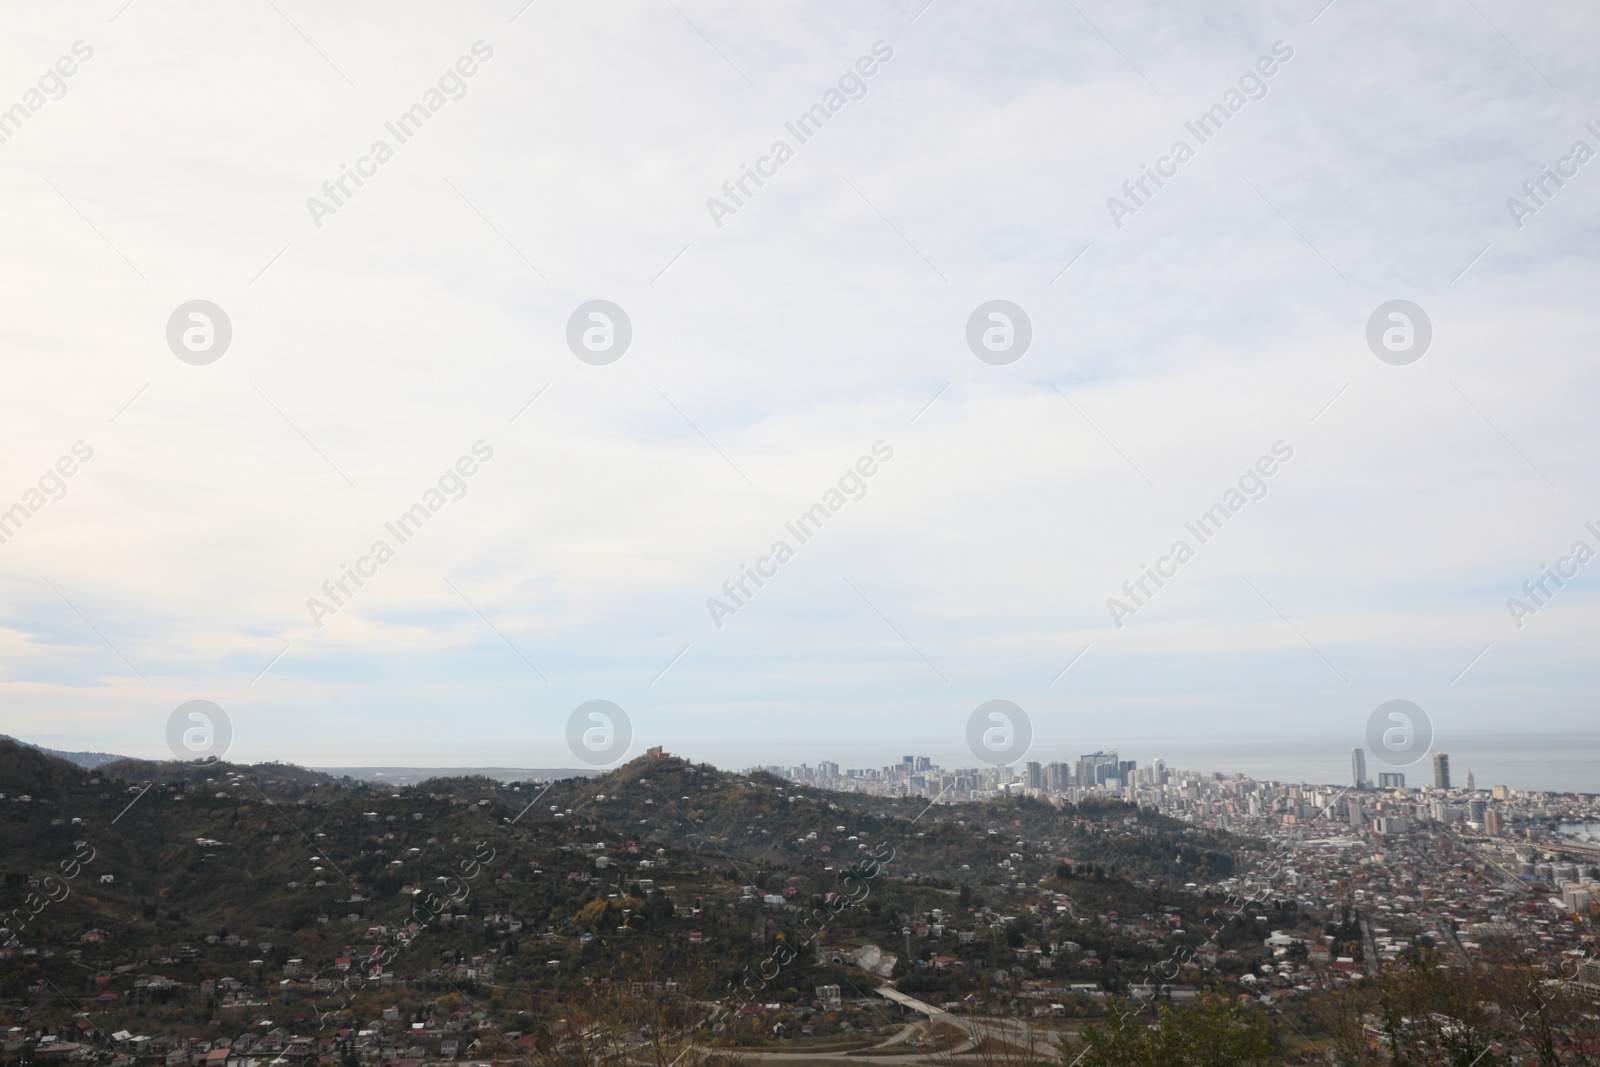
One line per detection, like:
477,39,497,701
0,1015,494,1067
1206,819,1600,980
768,750,1593,847
1159,760,1600,988
2,965,510,1064
773,749,1600,941
770,750,1467,814
760,751,1158,799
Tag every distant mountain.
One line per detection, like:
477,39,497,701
0,734,128,769
0,739,601,785
95,753,359,790
319,765,601,785
0,737,98,794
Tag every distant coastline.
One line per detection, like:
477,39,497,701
7,731,1596,794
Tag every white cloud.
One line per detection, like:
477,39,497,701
1,0,1598,777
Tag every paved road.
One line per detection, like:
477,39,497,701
1359,915,1380,978
709,986,1061,1064
875,987,957,1023
623,987,1067,1067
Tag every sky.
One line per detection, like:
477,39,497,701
2,0,1599,789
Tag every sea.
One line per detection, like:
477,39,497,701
1103,733,1600,794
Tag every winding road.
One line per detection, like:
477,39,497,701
737,988,1059,1064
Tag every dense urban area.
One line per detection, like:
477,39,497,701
3,737,1599,1066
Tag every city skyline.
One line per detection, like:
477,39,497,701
759,748,1519,801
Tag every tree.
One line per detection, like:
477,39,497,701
1066,993,1276,1067
1299,945,1600,1067
1371,953,1498,1067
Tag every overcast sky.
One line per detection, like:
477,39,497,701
2,0,1598,785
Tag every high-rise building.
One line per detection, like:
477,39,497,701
1351,748,1368,789
1433,753,1451,790
1025,761,1042,789
1484,809,1504,836
1046,761,1072,791
1378,772,1406,789
1077,751,1118,788
1465,769,1475,791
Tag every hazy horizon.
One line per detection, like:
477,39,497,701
13,728,1600,795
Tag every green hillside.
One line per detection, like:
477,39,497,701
0,741,1251,1055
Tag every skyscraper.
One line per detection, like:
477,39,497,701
1466,768,1475,791
1045,762,1069,791
1351,748,1367,789
1433,752,1451,790
1077,751,1118,788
